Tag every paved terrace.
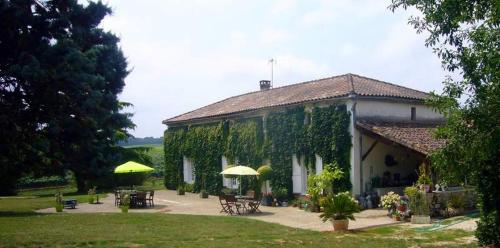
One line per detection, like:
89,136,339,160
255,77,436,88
37,189,398,231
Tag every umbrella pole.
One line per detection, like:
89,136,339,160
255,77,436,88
239,175,242,196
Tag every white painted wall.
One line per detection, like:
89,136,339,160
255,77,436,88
356,100,443,121
292,155,307,194
315,154,323,175
221,156,238,189
183,156,194,184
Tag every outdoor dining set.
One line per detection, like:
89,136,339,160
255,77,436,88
114,189,155,208
219,190,261,215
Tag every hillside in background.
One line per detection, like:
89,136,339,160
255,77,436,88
119,137,163,147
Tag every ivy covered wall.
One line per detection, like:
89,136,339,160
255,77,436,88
164,104,352,195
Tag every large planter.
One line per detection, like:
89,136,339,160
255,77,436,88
411,215,431,224
331,219,349,231
199,191,209,198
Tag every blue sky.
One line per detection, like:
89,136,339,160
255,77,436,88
101,0,447,138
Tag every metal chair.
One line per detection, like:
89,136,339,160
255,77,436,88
146,191,155,207
114,190,121,206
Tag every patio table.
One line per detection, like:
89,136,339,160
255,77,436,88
235,196,256,213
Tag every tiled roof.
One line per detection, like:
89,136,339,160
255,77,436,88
356,120,446,155
164,73,430,124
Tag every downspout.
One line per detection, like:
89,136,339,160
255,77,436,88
347,74,362,195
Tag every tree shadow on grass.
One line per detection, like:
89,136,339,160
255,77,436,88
0,211,48,217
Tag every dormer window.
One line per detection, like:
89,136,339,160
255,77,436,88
411,107,416,121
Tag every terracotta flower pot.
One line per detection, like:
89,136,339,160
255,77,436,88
331,219,349,231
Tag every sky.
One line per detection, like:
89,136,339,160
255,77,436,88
100,0,448,138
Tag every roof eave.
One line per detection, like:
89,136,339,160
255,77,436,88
163,95,427,126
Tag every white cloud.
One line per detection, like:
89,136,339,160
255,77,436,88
271,0,298,15
98,0,447,137
258,28,292,46
299,9,335,27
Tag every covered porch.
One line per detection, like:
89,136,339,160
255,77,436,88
356,120,444,198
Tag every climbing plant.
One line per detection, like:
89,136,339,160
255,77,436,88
164,104,352,195
225,118,264,167
183,123,225,194
265,107,309,197
163,128,185,189
310,105,352,192
225,118,265,193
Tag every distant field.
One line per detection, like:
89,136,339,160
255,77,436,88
122,143,162,148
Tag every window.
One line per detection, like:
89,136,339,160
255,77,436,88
411,107,416,121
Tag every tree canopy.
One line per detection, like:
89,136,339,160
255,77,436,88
0,0,134,194
390,0,499,245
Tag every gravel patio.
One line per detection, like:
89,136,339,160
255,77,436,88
37,189,400,231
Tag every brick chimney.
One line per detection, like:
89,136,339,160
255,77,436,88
259,80,271,91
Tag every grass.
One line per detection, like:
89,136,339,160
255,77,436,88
122,144,162,148
0,185,476,247
0,213,476,248
0,186,107,214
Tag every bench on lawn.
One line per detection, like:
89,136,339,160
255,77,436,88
62,199,77,209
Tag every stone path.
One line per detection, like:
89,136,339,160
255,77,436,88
37,189,399,231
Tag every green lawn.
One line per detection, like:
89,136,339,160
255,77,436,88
0,213,476,248
0,186,107,214
0,187,476,247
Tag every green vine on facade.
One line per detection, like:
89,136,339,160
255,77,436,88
164,104,352,195
163,128,185,189
311,105,352,192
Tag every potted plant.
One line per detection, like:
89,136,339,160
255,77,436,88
55,191,64,212
274,187,288,206
392,211,402,221
177,184,185,195
199,189,209,198
120,194,130,213
410,191,431,224
257,165,272,203
446,194,465,217
417,175,432,193
87,186,97,204
319,192,360,231
380,191,401,216
262,192,273,206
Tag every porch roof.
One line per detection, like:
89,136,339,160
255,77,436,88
356,120,446,155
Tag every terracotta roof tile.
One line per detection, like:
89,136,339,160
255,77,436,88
164,73,430,124
356,120,446,155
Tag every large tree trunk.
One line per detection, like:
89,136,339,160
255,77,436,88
75,173,87,193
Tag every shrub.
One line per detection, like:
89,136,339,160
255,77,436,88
307,163,343,207
273,187,288,202
87,187,97,204
476,211,500,247
412,191,430,216
177,185,185,195
120,194,130,213
18,175,68,189
184,183,194,193
447,193,465,210
319,192,360,221
257,165,273,181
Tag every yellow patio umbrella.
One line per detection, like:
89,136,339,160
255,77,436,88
114,161,154,174
220,165,259,195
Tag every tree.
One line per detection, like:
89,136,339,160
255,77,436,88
390,1,499,245
0,0,134,194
